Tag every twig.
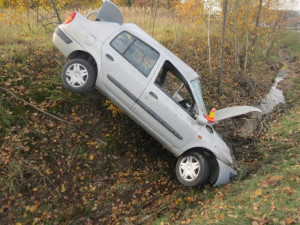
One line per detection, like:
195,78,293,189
0,86,107,145
137,206,168,224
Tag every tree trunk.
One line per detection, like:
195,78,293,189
50,0,62,24
36,0,41,26
247,0,263,70
243,1,249,74
151,0,159,37
218,0,228,93
207,1,212,76
233,0,240,78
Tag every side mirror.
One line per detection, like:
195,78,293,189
195,114,209,125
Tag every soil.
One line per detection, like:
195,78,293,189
1,37,299,224
219,46,300,178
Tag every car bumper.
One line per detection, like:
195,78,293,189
55,27,73,44
52,26,84,58
213,158,238,186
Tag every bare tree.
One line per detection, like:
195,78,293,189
247,0,263,70
243,0,249,74
207,0,213,76
151,0,159,37
218,0,228,93
233,0,240,77
50,0,62,24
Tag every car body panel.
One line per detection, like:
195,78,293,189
132,55,196,149
53,27,85,58
95,0,123,24
214,159,237,186
101,30,162,109
215,106,262,121
179,126,235,165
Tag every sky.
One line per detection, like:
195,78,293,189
290,0,300,10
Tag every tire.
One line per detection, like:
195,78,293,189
176,151,209,187
61,58,96,93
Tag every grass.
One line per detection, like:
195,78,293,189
154,94,300,225
153,36,300,225
278,30,300,57
1,6,299,225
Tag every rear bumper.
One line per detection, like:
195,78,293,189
52,26,84,58
55,27,73,44
213,159,237,186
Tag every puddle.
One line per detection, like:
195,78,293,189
260,69,287,114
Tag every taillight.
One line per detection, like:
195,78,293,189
64,12,76,24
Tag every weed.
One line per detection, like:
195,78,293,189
270,54,279,62
0,103,11,133
0,159,23,193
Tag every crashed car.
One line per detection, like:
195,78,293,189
53,0,261,187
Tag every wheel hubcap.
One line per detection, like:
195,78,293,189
179,156,200,181
65,63,88,88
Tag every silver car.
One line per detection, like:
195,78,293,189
52,0,261,187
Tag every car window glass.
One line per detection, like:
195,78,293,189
123,39,159,76
155,61,195,114
111,32,159,77
111,32,135,54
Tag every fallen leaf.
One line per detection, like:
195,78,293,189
286,218,296,224
89,155,94,161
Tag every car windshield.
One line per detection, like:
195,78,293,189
191,79,207,115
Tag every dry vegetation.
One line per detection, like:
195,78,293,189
0,1,299,224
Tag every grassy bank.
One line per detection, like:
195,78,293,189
153,31,300,224
155,98,299,225
1,7,299,224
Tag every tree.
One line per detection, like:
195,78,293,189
246,0,263,71
49,0,62,24
218,0,228,93
206,0,213,76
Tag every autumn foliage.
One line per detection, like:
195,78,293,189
0,0,299,224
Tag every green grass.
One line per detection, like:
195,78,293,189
278,30,300,56
153,106,300,225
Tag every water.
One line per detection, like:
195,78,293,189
238,68,287,138
260,69,287,114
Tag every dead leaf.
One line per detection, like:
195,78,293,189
286,218,296,224
74,117,83,124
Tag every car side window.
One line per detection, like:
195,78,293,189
111,32,135,54
155,61,196,114
111,32,159,77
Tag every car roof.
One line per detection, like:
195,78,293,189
122,23,199,81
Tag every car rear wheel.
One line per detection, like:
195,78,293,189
62,58,96,93
176,151,209,187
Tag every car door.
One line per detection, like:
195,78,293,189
132,59,196,149
101,31,160,110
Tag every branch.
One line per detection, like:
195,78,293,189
49,0,62,24
0,86,107,146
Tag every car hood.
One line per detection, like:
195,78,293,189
215,106,262,121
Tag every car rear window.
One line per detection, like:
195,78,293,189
111,31,159,77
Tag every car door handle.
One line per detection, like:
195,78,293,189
105,54,114,61
149,91,158,100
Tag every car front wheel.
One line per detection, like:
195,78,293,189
62,58,96,93
176,151,209,187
